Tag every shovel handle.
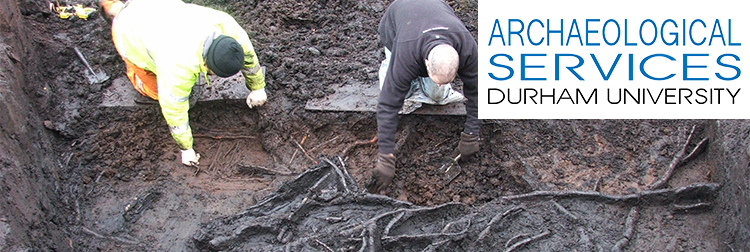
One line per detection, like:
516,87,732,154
73,46,96,75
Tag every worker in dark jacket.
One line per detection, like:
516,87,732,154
370,0,480,193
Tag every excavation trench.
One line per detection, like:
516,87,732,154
1,0,749,251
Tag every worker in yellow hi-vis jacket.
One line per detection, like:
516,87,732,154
99,0,267,166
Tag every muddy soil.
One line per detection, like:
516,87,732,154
3,0,745,250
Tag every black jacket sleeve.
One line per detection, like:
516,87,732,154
376,44,420,154
458,34,480,135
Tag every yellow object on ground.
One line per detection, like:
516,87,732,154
49,3,96,20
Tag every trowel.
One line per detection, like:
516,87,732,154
73,46,109,84
440,153,461,185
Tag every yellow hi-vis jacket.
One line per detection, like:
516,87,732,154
111,0,265,150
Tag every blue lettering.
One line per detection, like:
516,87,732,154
603,19,621,46
689,19,706,46
716,54,741,81
641,54,676,80
567,20,582,46
683,19,686,46
628,54,634,80
555,54,584,80
489,54,514,81
488,19,505,46
591,54,622,80
529,19,545,46
547,19,563,46
639,19,657,45
709,19,726,46
661,19,678,46
509,19,525,46
521,54,546,81
625,19,637,46
683,54,709,81
585,19,600,46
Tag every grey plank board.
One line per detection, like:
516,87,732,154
304,82,466,116
100,73,248,108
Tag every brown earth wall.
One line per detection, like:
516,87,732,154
0,0,72,250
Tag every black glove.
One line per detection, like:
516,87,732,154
456,132,480,160
368,153,396,193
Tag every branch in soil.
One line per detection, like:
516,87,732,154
81,226,140,245
346,203,467,247
551,200,579,221
383,211,406,237
421,239,451,252
308,135,341,152
501,183,720,205
341,135,378,157
477,206,524,242
289,149,299,164
382,218,471,244
236,164,296,176
593,177,602,192
193,134,256,140
293,139,317,164
649,125,708,190
314,239,335,252
503,229,551,252
673,202,713,212
611,206,639,252
205,141,220,173
321,157,351,194
504,232,531,248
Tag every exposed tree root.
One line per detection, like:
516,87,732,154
477,206,524,242
194,155,719,251
236,163,296,176
551,200,579,221
193,134,256,140
293,138,317,164
673,202,713,212
611,206,639,252
649,125,708,190
501,183,720,204
81,226,139,245
341,135,378,157
504,230,551,252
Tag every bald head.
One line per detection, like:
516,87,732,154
426,44,459,86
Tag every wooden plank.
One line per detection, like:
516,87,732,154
100,73,248,108
304,82,466,115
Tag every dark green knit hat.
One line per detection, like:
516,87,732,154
206,35,244,77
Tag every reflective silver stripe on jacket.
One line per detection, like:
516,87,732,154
169,92,190,103
169,122,190,134
135,75,144,91
422,27,449,33
243,64,261,75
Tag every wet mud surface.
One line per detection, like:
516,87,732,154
6,0,739,250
